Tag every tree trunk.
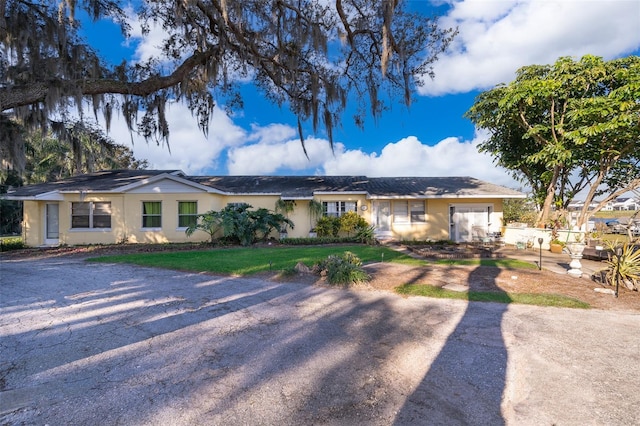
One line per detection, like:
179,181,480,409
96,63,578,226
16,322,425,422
539,165,561,225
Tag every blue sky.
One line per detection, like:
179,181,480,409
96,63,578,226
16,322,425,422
82,0,640,190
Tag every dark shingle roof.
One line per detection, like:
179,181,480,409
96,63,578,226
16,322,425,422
5,170,181,197
5,171,524,199
189,176,370,198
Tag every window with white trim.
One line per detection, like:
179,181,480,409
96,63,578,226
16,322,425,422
393,201,426,224
142,201,162,228
322,201,357,217
393,201,409,223
410,201,426,223
71,201,111,229
178,201,198,228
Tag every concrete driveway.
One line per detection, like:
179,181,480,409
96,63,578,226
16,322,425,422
1,256,639,425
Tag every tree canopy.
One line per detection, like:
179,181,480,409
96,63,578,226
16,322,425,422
1,0,456,169
466,55,640,228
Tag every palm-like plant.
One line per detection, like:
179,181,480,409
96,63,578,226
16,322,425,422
187,204,294,246
308,199,323,231
601,241,640,291
185,211,223,244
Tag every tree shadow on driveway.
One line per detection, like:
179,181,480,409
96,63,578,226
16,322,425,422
394,266,510,425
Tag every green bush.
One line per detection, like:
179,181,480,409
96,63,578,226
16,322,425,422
339,211,368,236
316,216,340,237
354,224,376,244
316,213,373,240
317,251,370,285
0,236,25,251
281,236,361,245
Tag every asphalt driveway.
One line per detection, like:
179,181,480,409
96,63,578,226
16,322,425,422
1,256,639,425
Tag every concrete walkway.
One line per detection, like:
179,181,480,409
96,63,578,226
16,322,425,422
496,245,605,278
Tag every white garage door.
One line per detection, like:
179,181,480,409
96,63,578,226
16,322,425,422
450,205,492,243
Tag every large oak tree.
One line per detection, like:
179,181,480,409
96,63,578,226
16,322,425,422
1,0,456,170
466,55,640,228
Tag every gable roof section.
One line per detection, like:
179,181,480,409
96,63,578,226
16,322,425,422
5,171,525,200
5,170,183,199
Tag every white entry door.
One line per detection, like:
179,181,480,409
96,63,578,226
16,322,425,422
45,203,60,245
372,201,391,237
451,205,490,242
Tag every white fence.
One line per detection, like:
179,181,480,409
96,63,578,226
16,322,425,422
503,226,586,250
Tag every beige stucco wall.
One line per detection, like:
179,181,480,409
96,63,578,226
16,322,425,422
22,201,42,247
374,198,504,241
20,190,504,246
117,192,225,244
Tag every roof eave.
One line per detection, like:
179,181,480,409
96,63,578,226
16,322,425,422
3,190,63,201
367,193,526,200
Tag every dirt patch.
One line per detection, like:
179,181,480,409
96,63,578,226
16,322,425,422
3,243,637,312
359,262,639,312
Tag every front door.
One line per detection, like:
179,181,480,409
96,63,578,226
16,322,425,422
45,203,59,245
372,201,391,237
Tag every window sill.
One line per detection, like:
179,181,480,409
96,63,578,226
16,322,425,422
141,228,163,232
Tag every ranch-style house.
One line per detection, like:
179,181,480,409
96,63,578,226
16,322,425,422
4,169,525,247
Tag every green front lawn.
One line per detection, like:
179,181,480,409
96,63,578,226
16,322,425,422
433,258,537,269
89,245,422,275
396,284,590,309
90,244,590,309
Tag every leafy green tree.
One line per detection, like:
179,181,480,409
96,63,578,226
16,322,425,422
18,121,149,184
466,55,640,228
502,197,538,226
0,170,23,235
1,0,456,166
0,120,147,235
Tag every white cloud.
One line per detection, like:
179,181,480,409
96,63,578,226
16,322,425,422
100,103,246,174
227,125,336,174
422,0,640,95
224,126,521,190
318,132,521,189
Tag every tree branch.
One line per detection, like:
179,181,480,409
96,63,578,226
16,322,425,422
0,50,214,112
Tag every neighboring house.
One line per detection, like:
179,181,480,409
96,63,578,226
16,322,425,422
4,170,525,247
612,197,639,211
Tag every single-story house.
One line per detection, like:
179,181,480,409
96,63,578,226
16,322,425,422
4,170,525,247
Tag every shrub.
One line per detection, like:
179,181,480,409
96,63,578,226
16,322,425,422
339,211,368,236
317,251,370,285
600,242,640,291
354,224,376,244
186,204,293,246
316,216,340,237
0,236,25,251
281,236,359,245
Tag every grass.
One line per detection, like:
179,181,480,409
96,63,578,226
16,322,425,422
90,244,591,309
395,284,591,309
592,211,639,219
432,258,537,269
89,245,417,275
